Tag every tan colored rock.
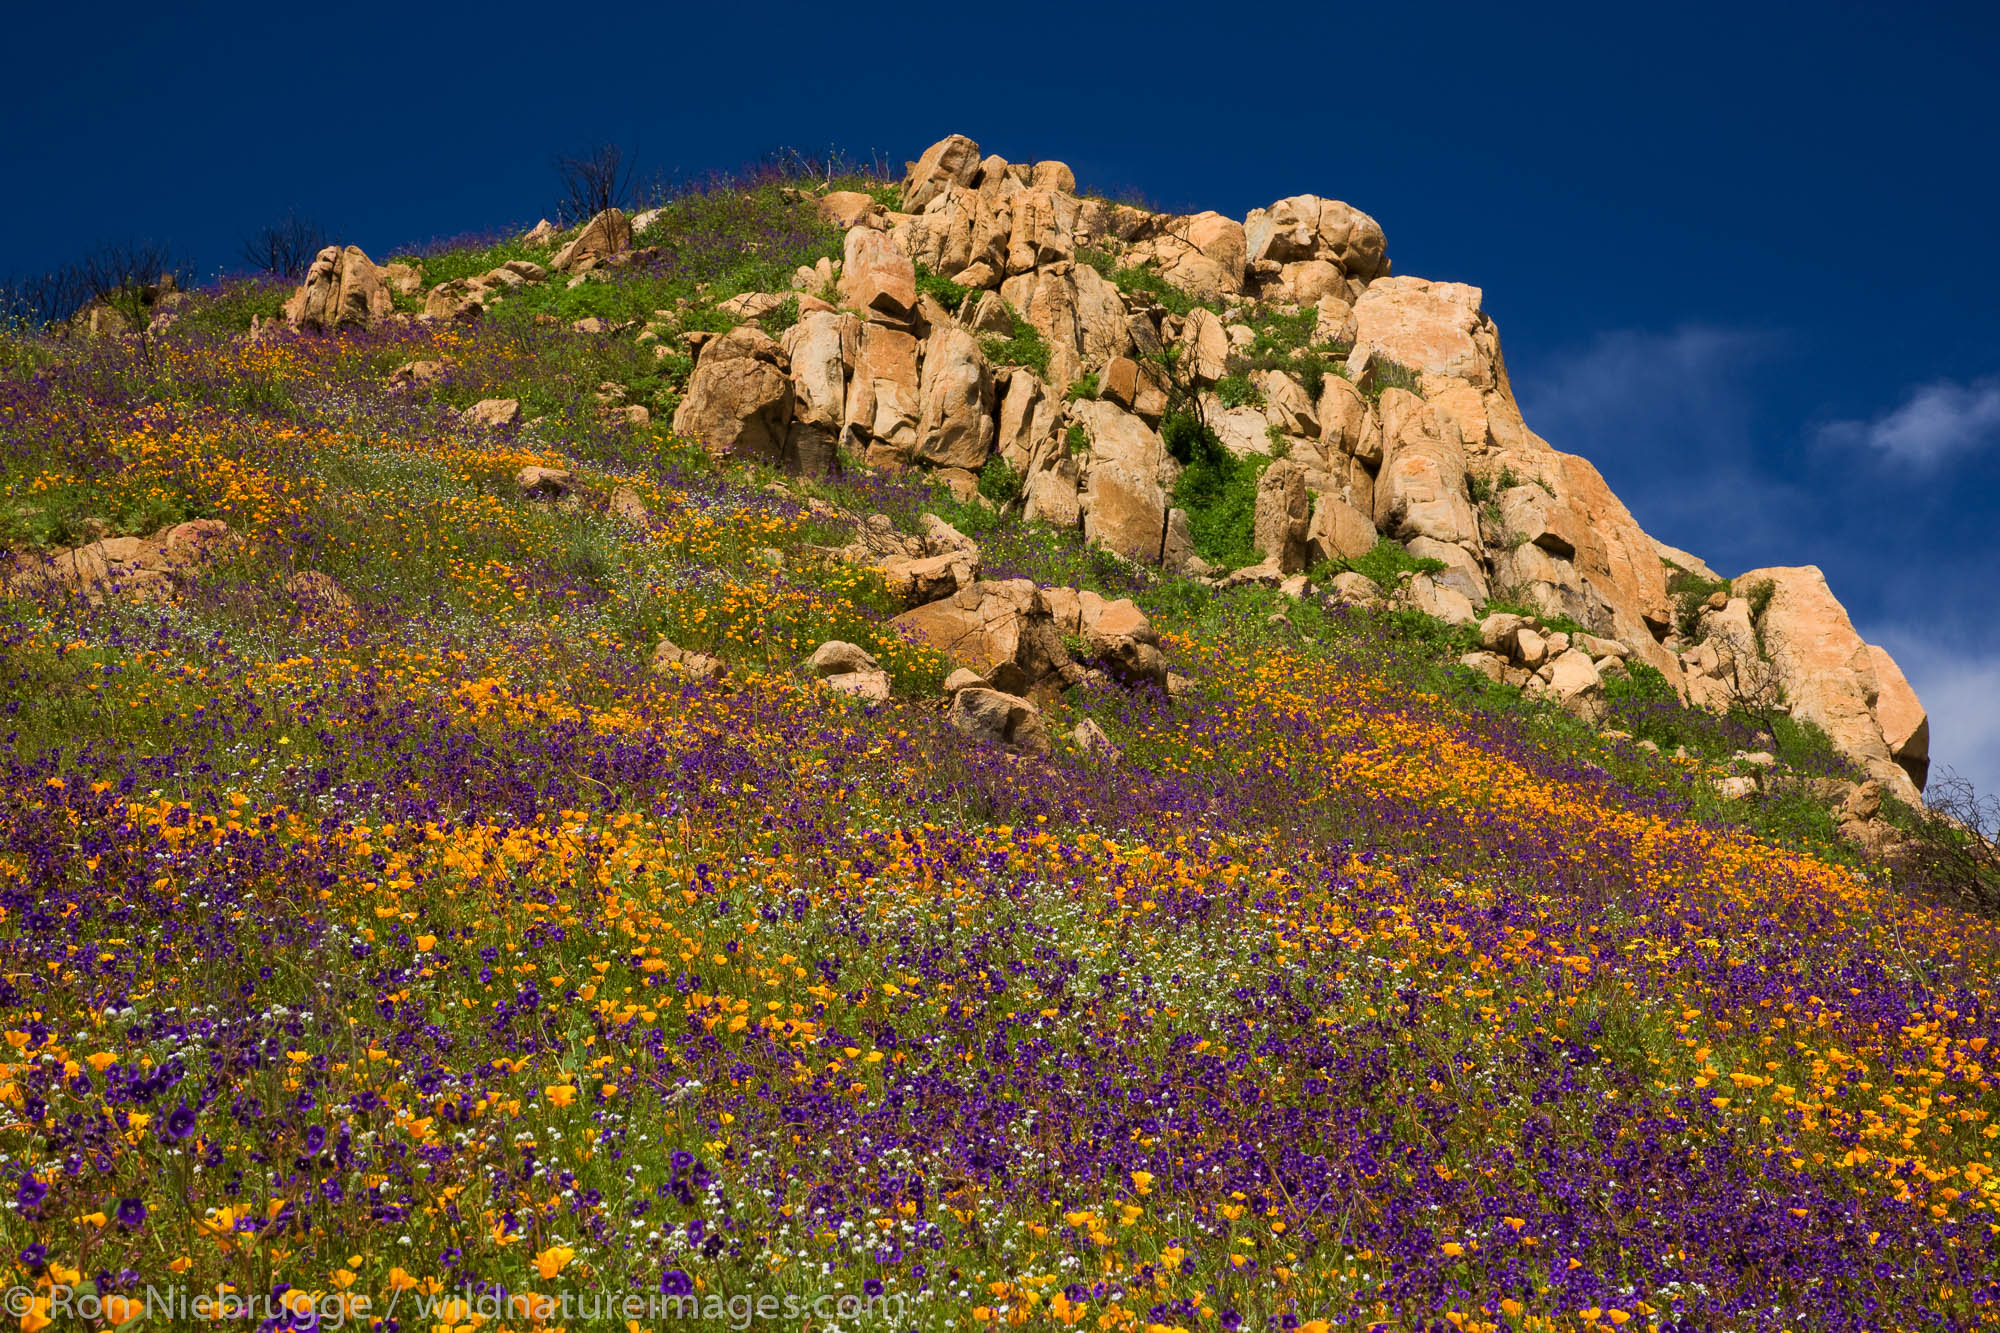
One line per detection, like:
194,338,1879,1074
1402,573,1476,627
378,262,423,295
1736,566,1919,802
671,325,794,462
807,640,881,676
1178,307,1230,384
1351,277,1504,388
781,310,858,431
842,322,921,461
1257,370,1318,438
902,134,983,211
879,551,978,607
464,398,522,431
1497,484,1586,558
840,226,917,321
1244,195,1388,283
284,570,354,617
651,639,724,682
947,686,1051,754
914,326,995,469
1081,461,1169,564
550,209,632,273
819,191,886,229
1071,717,1121,762
1865,644,1929,789
1306,495,1377,564
284,245,393,331
1030,161,1075,193
1375,431,1477,547
891,579,1071,694
515,465,572,499
1252,457,1311,573
1023,462,1082,528
608,486,651,525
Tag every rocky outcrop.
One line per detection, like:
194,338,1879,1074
284,245,393,331
715,133,1929,793
5,520,241,602
1733,567,1924,804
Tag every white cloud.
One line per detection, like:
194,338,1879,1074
1818,376,2000,466
1862,627,2000,803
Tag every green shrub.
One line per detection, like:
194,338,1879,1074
1315,538,1447,590
1166,411,1267,568
1213,371,1262,409
977,456,1023,507
1667,570,1731,640
914,265,969,313
981,320,1051,379
1066,422,1090,454
1109,261,1200,318
1360,354,1422,401
759,294,801,336
1067,371,1099,402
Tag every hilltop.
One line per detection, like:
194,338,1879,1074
0,135,1994,1331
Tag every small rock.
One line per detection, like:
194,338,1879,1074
651,639,725,682
608,486,651,524
943,668,986,693
1715,775,1759,800
284,570,355,616
465,398,522,431
516,466,573,499
807,641,880,677
1071,718,1122,763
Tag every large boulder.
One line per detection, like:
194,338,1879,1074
891,579,1071,695
1252,457,1311,573
902,134,984,212
841,322,922,464
1865,643,1930,790
914,326,995,469
551,209,632,273
947,686,1051,755
284,245,393,331
1351,277,1506,389
671,325,794,463
1244,195,1389,290
1736,566,1922,803
1081,461,1170,564
6,520,240,603
1307,494,1378,564
839,227,917,322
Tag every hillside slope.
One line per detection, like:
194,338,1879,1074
0,140,1993,1332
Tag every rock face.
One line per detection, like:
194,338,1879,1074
672,326,795,463
697,131,1930,794
1735,567,1924,804
284,246,393,331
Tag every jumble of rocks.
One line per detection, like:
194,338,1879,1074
265,131,1930,814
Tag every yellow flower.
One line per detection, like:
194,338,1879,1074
545,1083,577,1108
533,1244,575,1279
1131,1170,1154,1195
1441,1242,1466,1257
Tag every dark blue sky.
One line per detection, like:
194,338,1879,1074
8,1,1997,792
